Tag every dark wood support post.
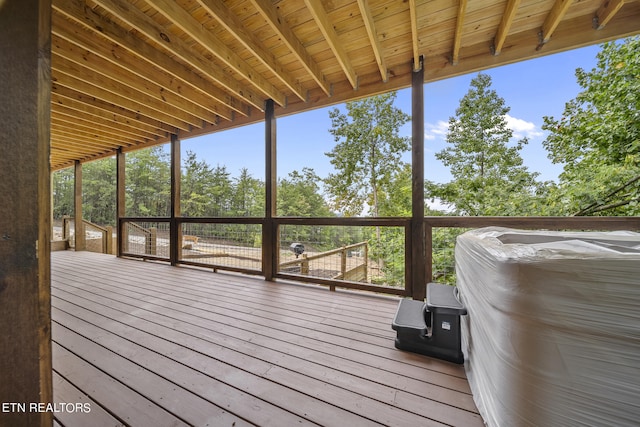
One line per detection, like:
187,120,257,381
263,99,277,280
116,148,126,256
411,56,426,300
74,160,86,251
170,133,181,266
0,0,53,425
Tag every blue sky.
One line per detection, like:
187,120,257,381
182,44,601,185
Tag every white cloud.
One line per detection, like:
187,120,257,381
424,116,543,141
425,120,449,140
504,114,543,139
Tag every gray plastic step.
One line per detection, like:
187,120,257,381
426,282,467,315
392,299,427,336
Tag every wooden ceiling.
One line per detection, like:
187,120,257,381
50,0,640,170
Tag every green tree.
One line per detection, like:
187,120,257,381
181,150,214,217
324,92,411,217
232,167,263,217
209,164,233,216
428,73,547,216
542,36,640,215
278,168,332,217
52,167,74,219
83,157,116,225
126,146,171,216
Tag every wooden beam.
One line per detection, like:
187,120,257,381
74,161,86,251
411,57,426,301
196,0,306,102
594,0,626,29
51,12,234,121
170,134,182,266
356,0,388,82
263,99,277,281
408,0,421,71
54,0,254,115
250,0,331,96
492,0,522,55
145,0,286,106
52,34,223,124
0,1,53,424
52,85,174,136
451,0,468,65
116,149,125,257
52,54,198,130
538,0,574,48
305,0,359,89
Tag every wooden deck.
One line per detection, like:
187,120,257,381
51,251,483,427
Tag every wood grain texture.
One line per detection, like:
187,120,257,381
51,251,483,426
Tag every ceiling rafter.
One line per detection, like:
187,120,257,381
143,0,286,107
51,127,127,149
538,0,574,49
78,0,261,113
52,34,220,126
53,53,199,130
53,0,251,118
492,0,522,55
356,0,388,82
304,0,359,89
52,12,234,121
51,101,155,139
195,0,306,103
52,109,150,143
408,0,420,71
249,0,331,97
52,83,176,136
451,0,468,65
594,0,626,30
51,91,168,138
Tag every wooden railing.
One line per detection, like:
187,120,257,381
62,216,114,254
117,215,640,298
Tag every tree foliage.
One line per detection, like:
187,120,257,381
542,36,640,215
324,92,411,216
428,73,548,215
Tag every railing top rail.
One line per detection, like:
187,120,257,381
425,216,640,230
280,241,367,267
81,219,108,233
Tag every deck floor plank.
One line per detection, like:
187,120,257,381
52,371,126,427
52,251,482,427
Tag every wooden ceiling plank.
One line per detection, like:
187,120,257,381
51,134,122,154
408,0,421,70
92,0,261,112
305,0,359,89
53,0,252,116
356,0,388,82
539,0,574,46
451,0,468,65
52,34,220,125
53,100,160,141
594,0,625,30
196,0,306,103
52,111,148,143
52,54,196,130
52,73,184,134
142,0,286,106
51,123,135,147
492,0,522,55
249,0,331,97
52,13,234,121
51,91,168,138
